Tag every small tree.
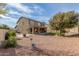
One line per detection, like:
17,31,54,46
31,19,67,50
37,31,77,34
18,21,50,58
49,11,78,36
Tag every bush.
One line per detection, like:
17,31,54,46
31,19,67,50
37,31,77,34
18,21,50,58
3,30,17,48
55,32,60,36
46,32,56,35
46,32,65,36
55,32,65,36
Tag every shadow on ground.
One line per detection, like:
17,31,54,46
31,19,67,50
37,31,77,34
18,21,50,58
64,34,79,38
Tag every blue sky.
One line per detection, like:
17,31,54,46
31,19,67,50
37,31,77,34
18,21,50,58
0,3,79,28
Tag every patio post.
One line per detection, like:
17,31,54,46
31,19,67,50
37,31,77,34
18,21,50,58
32,27,34,34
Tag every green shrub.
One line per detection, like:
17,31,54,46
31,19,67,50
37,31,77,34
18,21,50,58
55,32,65,36
55,32,60,36
3,30,17,48
46,32,56,35
7,30,16,37
46,32,65,36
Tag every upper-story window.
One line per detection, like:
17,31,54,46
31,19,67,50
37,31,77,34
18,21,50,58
34,21,39,27
41,23,45,27
30,21,34,26
38,23,41,26
22,21,25,25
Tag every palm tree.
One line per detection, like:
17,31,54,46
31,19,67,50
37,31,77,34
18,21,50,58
0,3,7,14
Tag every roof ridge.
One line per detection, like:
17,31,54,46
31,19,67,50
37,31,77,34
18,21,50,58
17,16,46,24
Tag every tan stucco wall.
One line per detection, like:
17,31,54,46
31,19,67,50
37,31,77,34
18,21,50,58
0,29,8,45
16,18,30,34
67,27,79,34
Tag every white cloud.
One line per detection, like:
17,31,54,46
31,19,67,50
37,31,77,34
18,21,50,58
8,10,21,15
0,14,11,18
0,14,17,22
0,14,17,28
32,4,46,15
7,3,46,15
7,3,34,14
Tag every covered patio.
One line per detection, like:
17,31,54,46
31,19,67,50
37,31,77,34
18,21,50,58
29,27,47,34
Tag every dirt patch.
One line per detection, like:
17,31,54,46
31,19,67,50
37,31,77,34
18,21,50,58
0,35,79,56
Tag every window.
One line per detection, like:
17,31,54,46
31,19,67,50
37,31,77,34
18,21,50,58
38,23,41,26
22,22,24,24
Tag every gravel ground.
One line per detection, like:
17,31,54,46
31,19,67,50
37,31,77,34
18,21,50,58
0,34,79,56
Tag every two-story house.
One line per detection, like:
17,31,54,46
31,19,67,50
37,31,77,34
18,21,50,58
15,17,47,34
